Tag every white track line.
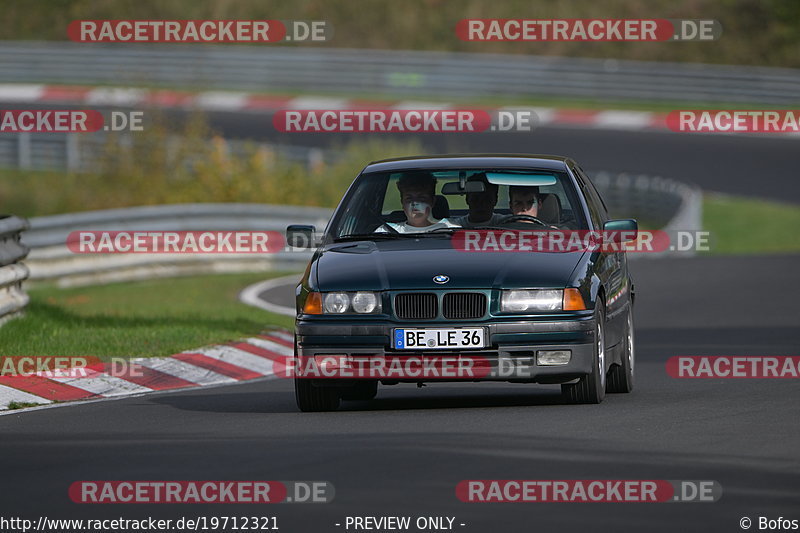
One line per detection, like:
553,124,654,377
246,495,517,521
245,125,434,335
238,274,299,317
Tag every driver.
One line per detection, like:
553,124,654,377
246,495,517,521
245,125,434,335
509,185,542,219
452,172,506,228
378,171,458,233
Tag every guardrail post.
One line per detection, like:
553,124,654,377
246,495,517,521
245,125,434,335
17,132,31,169
66,133,80,171
0,215,31,325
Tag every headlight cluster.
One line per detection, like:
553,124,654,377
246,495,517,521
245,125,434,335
500,288,586,312
304,291,382,314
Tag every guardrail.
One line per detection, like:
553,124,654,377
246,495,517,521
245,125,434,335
1,41,798,105
0,132,329,172
21,172,701,286
23,204,331,286
592,172,702,231
0,215,31,324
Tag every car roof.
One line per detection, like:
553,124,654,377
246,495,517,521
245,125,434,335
363,154,573,174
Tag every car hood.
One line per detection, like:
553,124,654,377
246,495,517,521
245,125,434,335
313,238,586,291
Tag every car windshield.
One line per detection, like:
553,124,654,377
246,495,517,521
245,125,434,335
327,168,588,240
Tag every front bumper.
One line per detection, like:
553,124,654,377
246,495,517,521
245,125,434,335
295,317,596,384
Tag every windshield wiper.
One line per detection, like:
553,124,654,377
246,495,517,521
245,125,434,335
334,233,412,242
424,227,460,234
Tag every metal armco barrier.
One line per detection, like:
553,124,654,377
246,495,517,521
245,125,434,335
0,41,797,105
23,204,331,287
0,215,31,324
21,172,701,287
592,171,701,231
0,132,329,172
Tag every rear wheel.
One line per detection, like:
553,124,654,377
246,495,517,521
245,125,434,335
340,380,378,401
562,301,606,404
607,308,634,393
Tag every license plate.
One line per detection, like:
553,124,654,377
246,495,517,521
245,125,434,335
393,328,486,350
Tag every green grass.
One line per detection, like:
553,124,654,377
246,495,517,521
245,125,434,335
0,133,425,218
6,401,44,410
0,273,296,358
703,194,800,254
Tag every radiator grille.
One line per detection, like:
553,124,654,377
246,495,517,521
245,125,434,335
394,293,438,319
442,292,486,319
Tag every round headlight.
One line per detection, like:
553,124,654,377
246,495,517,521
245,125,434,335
323,292,350,313
352,292,378,313
502,290,534,312
501,289,563,312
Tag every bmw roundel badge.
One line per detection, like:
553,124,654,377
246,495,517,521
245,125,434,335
433,275,449,284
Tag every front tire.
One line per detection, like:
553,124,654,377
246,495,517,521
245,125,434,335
562,301,606,404
607,307,634,393
293,337,340,411
295,378,341,412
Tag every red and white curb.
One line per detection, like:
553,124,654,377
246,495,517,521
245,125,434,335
0,330,294,412
0,83,668,132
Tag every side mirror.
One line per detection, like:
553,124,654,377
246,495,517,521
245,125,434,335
286,225,316,249
603,219,638,243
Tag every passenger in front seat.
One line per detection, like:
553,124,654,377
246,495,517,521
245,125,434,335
377,171,458,233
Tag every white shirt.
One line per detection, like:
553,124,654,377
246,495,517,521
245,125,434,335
377,218,460,234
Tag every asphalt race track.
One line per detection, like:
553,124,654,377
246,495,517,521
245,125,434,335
1,253,798,532
2,101,799,531
2,101,800,203
208,110,800,204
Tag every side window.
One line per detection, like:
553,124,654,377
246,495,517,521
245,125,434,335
579,166,610,219
573,167,605,230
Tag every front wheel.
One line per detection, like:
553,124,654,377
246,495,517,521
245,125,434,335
293,337,341,411
295,378,341,412
607,307,634,393
562,301,606,404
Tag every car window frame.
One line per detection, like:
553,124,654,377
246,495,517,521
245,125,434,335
569,163,608,230
565,162,600,231
326,165,591,239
